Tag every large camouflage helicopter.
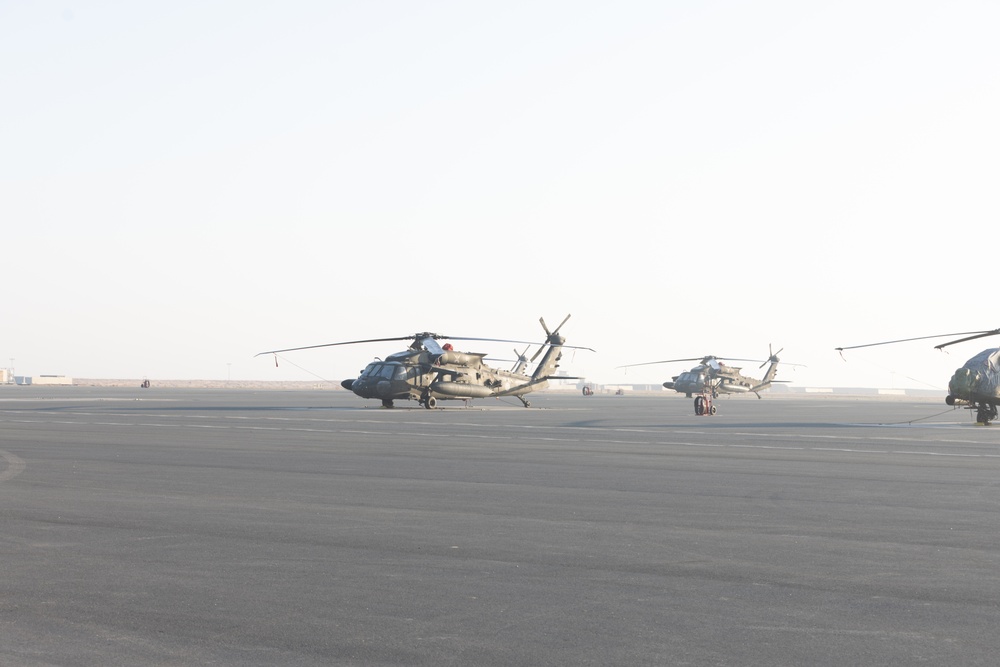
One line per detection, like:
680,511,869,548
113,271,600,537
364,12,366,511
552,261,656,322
257,315,592,409
836,328,1000,425
619,346,788,415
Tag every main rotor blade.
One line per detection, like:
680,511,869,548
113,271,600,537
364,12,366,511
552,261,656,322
617,357,705,369
530,342,595,363
447,336,539,346
835,330,998,353
934,329,1000,349
256,336,420,356
259,322,594,360
257,333,574,357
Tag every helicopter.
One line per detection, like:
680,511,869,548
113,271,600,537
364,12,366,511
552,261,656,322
836,328,1000,425
619,346,788,415
257,315,593,409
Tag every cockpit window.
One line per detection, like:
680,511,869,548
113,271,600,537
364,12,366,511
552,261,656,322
361,362,406,379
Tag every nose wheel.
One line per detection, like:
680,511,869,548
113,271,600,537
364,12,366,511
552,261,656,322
694,393,717,416
975,402,998,425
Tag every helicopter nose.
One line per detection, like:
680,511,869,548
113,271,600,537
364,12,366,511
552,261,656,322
341,379,355,391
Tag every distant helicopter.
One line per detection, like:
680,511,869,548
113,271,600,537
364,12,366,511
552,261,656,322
257,315,593,409
619,346,788,415
836,328,1000,425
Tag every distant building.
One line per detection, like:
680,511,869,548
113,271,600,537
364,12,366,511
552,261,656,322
15,375,74,386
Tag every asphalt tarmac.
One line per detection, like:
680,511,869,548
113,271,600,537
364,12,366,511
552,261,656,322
1,386,999,666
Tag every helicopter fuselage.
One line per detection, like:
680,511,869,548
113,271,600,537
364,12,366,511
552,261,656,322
340,349,548,406
836,332,1000,425
262,314,583,409
664,367,756,397
944,347,1000,424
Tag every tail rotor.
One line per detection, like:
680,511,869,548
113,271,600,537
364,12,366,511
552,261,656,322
760,344,783,369
512,347,530,373
532,314,573,362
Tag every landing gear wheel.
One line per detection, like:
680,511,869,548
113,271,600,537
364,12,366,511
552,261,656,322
424,396,437,409
381,399,394,409
976,403,997,425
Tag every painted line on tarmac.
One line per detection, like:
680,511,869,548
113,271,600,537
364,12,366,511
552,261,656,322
2,415,998,461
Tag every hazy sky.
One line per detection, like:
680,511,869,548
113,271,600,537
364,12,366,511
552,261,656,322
3,1,998,390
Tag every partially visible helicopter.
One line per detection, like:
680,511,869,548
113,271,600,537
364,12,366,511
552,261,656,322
257,315,592,409
619,346,788,415
836,328,1000,425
